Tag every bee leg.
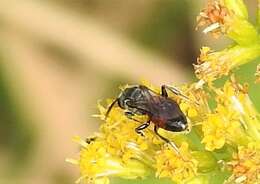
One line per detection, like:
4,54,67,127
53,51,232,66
125,111,143,123
162,85,190,101
161,85,168,97
135,120,150,136
125,111,134,118
154,125,180,155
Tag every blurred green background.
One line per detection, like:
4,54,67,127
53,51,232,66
0,1,259,184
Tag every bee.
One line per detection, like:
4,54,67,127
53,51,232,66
106,84,192,153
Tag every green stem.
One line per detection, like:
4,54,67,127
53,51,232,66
242,96,260,141
226,17,259,45
223,0,259,45
224,0,248,19
212,44,260,68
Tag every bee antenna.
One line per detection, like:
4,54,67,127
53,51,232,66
105,98,119,120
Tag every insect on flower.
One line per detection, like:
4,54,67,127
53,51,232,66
106,85,192,153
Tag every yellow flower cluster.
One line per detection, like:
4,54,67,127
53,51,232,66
196,0,228,37
155,142,198,183
195,0,260,83
194,45,260,83
202,79,249,151
226,142,260,184
179,81,210,123
68,135,151,184
194,46,231,83
97,100,161,163
196,0,257,45
202,113,239,151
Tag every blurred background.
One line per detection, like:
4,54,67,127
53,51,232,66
0,0,259,184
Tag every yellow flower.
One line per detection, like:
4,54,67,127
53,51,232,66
196,0,229,38
194,45,260,83
217,78,260,141
155,142,198,183
179,80,210,125
67,136,150,184
196,0,258,46
201,79,254,151
98,100,161,161
226,142,260,184
195,1,260,83
194,46,231,83
201,113,242,151
256,64,260,83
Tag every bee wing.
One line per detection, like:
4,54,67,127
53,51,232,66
129,98,151,113
131,86,157,112
138,84,155,96
125,85,157,113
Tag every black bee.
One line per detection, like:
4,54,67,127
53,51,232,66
106,85,190,153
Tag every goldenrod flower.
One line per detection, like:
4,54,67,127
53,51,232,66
155,142,198,183
226,142,260,184
195,0,260,83
97,101,162,159
196,0,228,38
201,78,260,151
179,81,210,123
202,113,240,151
197,0,258,45
219,78,260,142
67,136,151,184
194,45,260,83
